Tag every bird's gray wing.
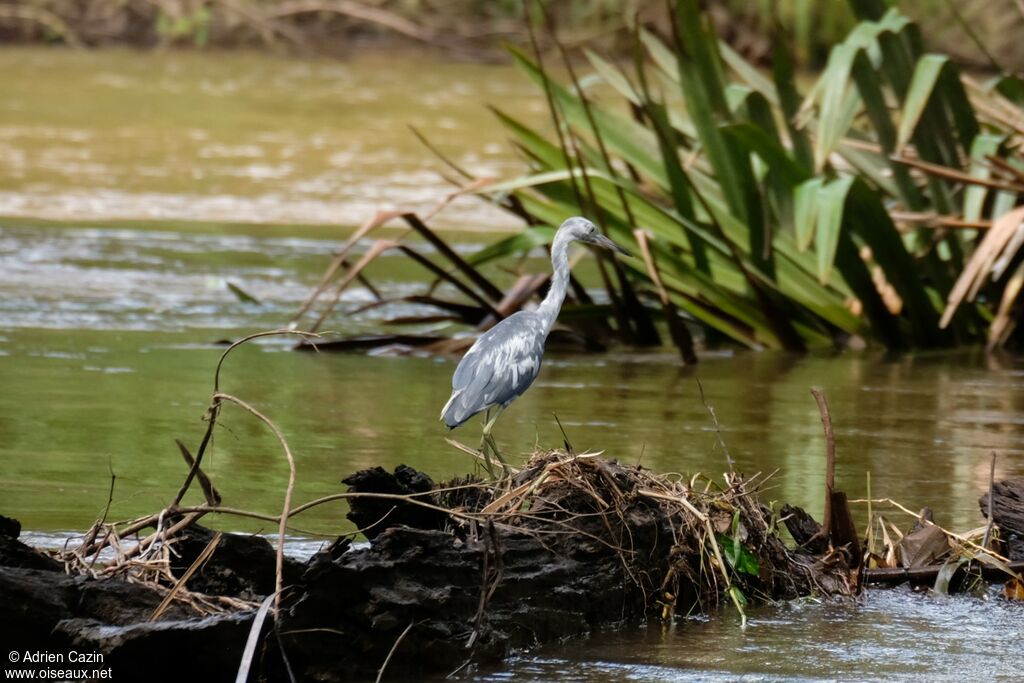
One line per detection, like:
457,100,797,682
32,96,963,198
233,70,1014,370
442,312,545,428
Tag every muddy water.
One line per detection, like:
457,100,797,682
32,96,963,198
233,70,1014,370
0,47,541,228
2,48,1024,682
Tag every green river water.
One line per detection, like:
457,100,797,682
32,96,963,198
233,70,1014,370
1,47,1022,681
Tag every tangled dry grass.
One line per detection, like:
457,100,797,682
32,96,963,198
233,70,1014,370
436,448,852,623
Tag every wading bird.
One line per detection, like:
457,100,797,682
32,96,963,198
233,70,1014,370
440,216,631,474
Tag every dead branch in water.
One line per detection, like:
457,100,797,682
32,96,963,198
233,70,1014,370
810,387,836,543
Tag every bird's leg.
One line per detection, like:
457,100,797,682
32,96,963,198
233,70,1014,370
478,408,496,478
481,405,509,478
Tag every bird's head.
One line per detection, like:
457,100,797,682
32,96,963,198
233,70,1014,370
559,216,632,256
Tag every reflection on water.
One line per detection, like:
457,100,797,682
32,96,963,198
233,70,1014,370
2,222,1023,678
0,48,543,228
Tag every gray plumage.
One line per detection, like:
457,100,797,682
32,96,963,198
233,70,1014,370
441,216,630,429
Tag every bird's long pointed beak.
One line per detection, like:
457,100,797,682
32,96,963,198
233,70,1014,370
592,233,633,257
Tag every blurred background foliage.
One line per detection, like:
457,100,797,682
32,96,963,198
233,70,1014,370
1,1,1022,72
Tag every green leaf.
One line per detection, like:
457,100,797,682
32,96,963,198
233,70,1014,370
995,74,1024,108
465,227,555,267
804,10,913,170
671,0,771,275
507,46,666,185
718,533,760,576
815,45,861,171
772,36,813,170
815,176,855,285
728,584,748,608
963,134,1004,222
933,556,968,594
896,54,950,153
718,40,779,106
226,281,260,305
794,177,823,251
849,48,924,209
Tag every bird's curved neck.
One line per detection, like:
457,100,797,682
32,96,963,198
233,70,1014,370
536,230,571,334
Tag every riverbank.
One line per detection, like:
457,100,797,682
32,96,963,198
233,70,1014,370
1,1,1020,70
1,0,638,61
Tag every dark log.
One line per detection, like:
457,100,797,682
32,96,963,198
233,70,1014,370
981,477,1024,560
277,462,671,679
169,523,304,599
828,491,861,567
864,560,1024,586
0,513,63,571
277,521,661,681
0,451,849,682
780,504,828,554
342,465,447,540
897,513,948,569
55,613,255,681
0,566,193,651
274,461,830,681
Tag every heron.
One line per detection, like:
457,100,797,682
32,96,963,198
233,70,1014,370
440,216,631,475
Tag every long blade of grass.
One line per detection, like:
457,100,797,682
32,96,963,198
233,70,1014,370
963,134,1005,222
794,177,823,250
815,176,856,285
895,54,950,154
849,48,924,209
772,35,813,171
